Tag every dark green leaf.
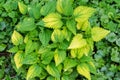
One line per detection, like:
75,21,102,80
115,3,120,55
16,18,36,32
22,52,38,64
39,29,52,46
40,0,56,16
0,44,6,51
66,20,76,35
41,51,54,64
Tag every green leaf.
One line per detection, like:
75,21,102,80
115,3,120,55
38,46,51,54
68,34,87,49
27,64,42,80
11,30,23,45
58,40,69,50
47,76,55,80
7,46,18,53
14,51,24,69
18,2,27,14
51,29,64,43
116,38,120,46
16,18,36,32
73,6,95,22
87,62,96,74
28,4,41,19
54,50,66,66
77,63,91,80
40,0,56,16
39,29,52,46
66,20,76,35
79,55,93,62
42,13,63,29
22,52,38,64
41,51,54,64
46,63,60,78
91,27,110,42
64,58,77,71
106,32,117,42
0,44,6,52
25,40,39,54
62,75,69,80
56,0,73,16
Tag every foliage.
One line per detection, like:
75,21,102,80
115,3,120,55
9,0,110,80
0,0,119,80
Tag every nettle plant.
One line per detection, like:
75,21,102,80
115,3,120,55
10,0,110,80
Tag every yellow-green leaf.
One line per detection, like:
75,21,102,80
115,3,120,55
88,62,96,74
51,29,64,43
27,64,42,80
14,51,24,69
43,13,63,29
91,27,110,42
77,63,91,80
46,63,60,78
68,34,87,49
18,2,27,14
54,50,66,66
77,20,90,31
77,44,90,58
73,6,95,22
11,30,23,45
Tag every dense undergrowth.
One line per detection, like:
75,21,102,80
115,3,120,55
0,0,120,80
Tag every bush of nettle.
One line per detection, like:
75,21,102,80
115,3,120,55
9,0,110,80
